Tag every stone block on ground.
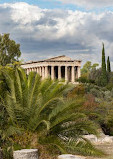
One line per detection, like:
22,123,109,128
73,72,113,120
83,135,97,143
13,149,38,159
84,134,113,144
58,154,86,159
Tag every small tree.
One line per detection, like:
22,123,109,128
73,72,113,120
101,43,107,86
0,34,21,66
107,56,111,72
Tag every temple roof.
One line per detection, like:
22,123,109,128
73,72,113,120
22,55,81,65
44,55,72,61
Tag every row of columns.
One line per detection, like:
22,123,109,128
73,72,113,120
25,66,81,83
26,66,48,79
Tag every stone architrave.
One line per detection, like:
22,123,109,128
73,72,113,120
13,149,38,159
21,55,81,83
58,154,86,159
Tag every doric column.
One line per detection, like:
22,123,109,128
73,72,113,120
34,68,36,72
65,66,68,82
36,67,38,74
51,66,54,80
27,68,30,74
71,66,75,83
42,66,45,79
27,69,30,74
32,67,34,72
77,66,81,79
45,66,48,78
58,66,61,80
39,67,42,76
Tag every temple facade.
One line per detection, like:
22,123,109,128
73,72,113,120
21,55,81,83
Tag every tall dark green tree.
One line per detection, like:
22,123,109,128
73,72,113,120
107,56,111,72
101,43,108,86
0,34,21,66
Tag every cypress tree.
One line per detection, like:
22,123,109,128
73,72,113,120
107,56,111,72
101,43,108,86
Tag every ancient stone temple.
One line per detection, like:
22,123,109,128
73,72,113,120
21,55,81,83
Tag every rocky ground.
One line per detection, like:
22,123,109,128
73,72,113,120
87,143,113,159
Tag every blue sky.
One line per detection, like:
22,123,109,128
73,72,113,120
0,0,87,12
0,0,113,67
1,0,113,11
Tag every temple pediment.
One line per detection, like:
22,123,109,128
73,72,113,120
45,55,72,61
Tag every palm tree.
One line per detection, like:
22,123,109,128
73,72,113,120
1,67,104,157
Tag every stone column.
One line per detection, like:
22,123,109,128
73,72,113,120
34,67,36,72
45,66,48,78
58,66,61,80
35,68,37,72
65,66,68,82
77,66,81,79
36,67,39,74
51,66,54,80
71,66,75,83
13,149,38,159
42,66,45,79
38,67,40,76
40,67,42,76
28,68,30,74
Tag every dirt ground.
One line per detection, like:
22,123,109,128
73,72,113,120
87,144,113,159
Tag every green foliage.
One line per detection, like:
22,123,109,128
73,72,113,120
0,67,103,157
89,68,102,86
84,83,113,135
81,61,99,76
107,56,111,72
0,34,21,66
81,61,99,83
87,44,112,87
81,61,92,75
101,43,108,86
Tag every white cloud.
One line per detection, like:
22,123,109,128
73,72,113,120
0,2,113,68
57,0,113,9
